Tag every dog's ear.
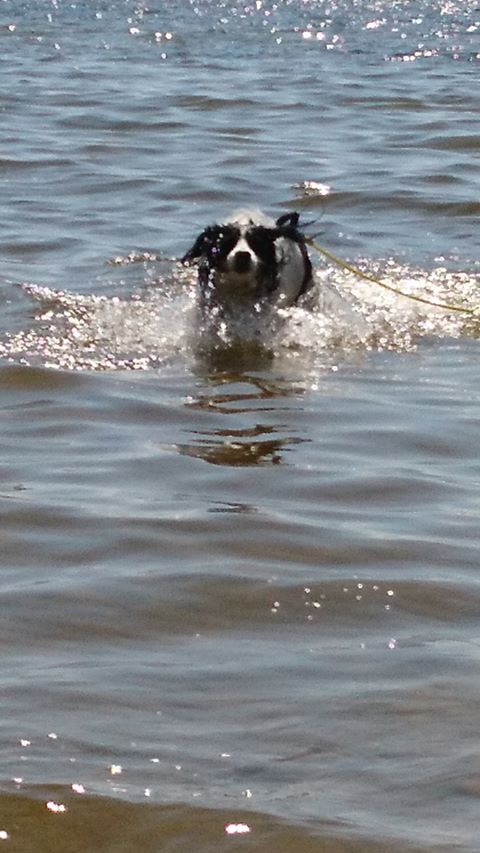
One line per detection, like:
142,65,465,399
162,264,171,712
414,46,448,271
181,229,211,265
276,212,300,230
182,226,225,264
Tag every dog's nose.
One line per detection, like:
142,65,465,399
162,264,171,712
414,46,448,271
233,251,252,273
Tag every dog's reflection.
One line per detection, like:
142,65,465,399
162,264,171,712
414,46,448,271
194,336,274,374
176,370,307,467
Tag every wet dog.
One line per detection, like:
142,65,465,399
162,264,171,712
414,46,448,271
182,209,313,310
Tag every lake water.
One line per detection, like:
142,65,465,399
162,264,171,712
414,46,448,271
1,0,480,849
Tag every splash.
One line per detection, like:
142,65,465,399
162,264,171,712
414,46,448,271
281,258,480,358
0,275,196,372
0,259,478,373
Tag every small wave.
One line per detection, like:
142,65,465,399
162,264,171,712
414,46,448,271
282,259,480,356
0,274,196,372
0,259,478,373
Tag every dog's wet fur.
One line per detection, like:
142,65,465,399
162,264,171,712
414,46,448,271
182,209,313,310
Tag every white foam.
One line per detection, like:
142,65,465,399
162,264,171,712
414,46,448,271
0,258,478,372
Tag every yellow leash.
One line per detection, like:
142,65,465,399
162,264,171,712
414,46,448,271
306,238,478,317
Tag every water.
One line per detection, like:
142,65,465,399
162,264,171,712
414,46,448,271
0,0,480,849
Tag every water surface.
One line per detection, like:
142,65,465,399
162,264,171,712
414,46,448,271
1,0,480,849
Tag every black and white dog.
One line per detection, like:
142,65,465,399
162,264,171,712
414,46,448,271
182,209,313,310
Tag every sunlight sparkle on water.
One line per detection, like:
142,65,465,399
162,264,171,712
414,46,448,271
225,823,251,835
0,258,479,373
46,801,67,814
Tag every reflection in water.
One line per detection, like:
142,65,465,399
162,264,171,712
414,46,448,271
176,435,288,466
178,369,307,467
194,337,275,375
186,372,304,413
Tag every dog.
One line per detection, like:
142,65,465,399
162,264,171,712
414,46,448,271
182,209,313,310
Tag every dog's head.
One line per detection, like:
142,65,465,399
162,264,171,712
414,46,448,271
182,211,312,307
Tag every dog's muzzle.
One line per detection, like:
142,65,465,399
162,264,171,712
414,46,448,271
231,251,253,274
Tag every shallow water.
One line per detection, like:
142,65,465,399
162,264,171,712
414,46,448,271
1,0,480,849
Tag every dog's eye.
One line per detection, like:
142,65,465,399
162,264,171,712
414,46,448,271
214,227,239,257
246,227,276,259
